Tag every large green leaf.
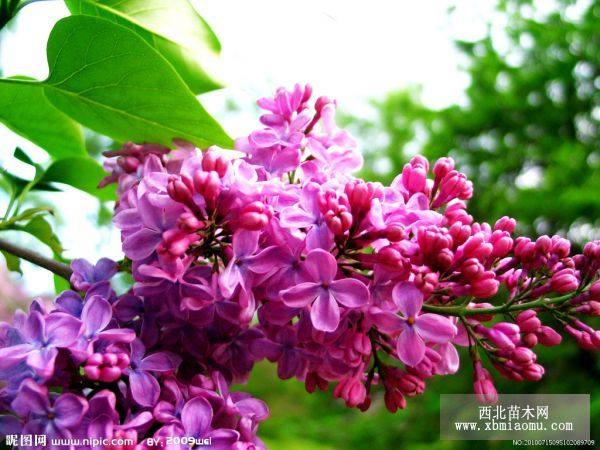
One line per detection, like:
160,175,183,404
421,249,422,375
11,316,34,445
41,157,116,201
65,0,223,94
43,15,231,149
17,216,63,255
0,77,86,159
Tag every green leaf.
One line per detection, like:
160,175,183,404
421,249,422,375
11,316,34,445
54,273,71,293
43,15,231,149
0,77,86,159
41,156,116,201
1,249,22,274
17,216,63,255
65,0,223,94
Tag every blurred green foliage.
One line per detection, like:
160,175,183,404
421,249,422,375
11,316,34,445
348,0,600,243
239,1,600,448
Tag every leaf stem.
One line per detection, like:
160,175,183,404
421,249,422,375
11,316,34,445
0,236,72,280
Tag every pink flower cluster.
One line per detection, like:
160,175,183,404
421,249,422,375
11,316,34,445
1,85,599,447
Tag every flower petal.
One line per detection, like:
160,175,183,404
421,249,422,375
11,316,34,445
304,249,337,283
246,246,281,274
11,379,49,417
139,352,180,372
396,327,425,367
280,206,316,229
46,313,82,347
371,310,405,334
54,393,88,428
393,282,423,318
310,292,340,332
330,279,369,307
81,296,112,335
129,370,160,407
181,396,212,437
415,313,457,343
232,229,259,258
436,343,460,375
280,282,320,308
27,347,57,378
123,228,161,260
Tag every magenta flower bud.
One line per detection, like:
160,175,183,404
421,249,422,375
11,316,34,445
535,235,552,254
589,281,600,301
106,430,138,450
305,372,329,393
494,322,520,340
461,258,485,281
511,347,536,366
192,170,221,204
473,362,498,404
417,227,453,255
159,229,199,257
467,302,494,322
398,373,425,397
117,156,140,172
436,248,454,270
345,180,383,214
583,240,600,257
333,375,367,408
444,201,473,226
99,366,122,383
385,225,406,242
384,389,407,413
449,222,471,246
490,230,513,258
314,95,332,113
167,177,194,206
377,246,405,270
401,163,427,194
87,352,103,366
550,268,579,293
117,352,130,369
325,208,353,236
433,157,454,181
487,328,516,350
551,236,571,258
414,269,438,295
239,201,270,231
432,171,473,208
84,365,101,381
565,324,600,350
523,332,538,348
494,216,516,233
458,233,492,261
352,333,371,355
522,363,544,381
202,151,229,178
470,273,499,298
409,155,430,172
514,237,536,262
178,212,204,233
536,325,562,346
516,310,541,333
103,353,118,366
576,301,600,316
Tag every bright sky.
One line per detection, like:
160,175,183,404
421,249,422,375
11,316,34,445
0,0,497,295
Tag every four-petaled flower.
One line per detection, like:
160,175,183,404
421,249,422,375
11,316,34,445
281,249,370,332
372,282,457,366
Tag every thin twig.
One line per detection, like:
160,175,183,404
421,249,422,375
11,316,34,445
0,237,72,280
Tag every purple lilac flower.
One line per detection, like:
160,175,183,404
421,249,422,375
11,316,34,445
281,249,369,332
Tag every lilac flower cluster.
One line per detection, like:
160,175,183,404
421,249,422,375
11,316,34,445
1,85,599,447
0,260,268,448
